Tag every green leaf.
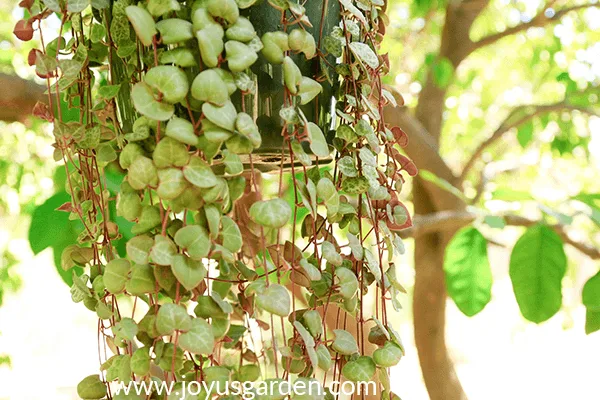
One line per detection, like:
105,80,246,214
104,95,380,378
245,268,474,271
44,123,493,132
432,57,454,88
316,343,332,371
77,375,107,400
126,263,155,295
29,192,78,255
249,199,292,229
338,156,358,177
317,178,339,217
131,206,162,235
585,309,600,334
183,156,219,188
256,284,290,316
332,329,358,355
306,122,329,158
166,116,198,145
220,216,242,253
174,225,211,259
155,18,193,45
126,235,154,264
196,24,225,68
157,168,187,200
114,317,138,342
322,241,342,267
131,82,174,121
150,235,177,266
130,347,151,376
191,69,229,105
98,84,120,99
171,254,207,290
156,303,191,336
444,227,492,317
373,341,403,367
335,267,358,300
583,271,600,311
298,78,323,105
363,248,382,282
145,65,190,104
341,356,376,382
203,100,237,131
104,259,131,294
179,317,215,354
517,120,534,148
125,5,157,46
153,137,190,168
349,42,379,69
225,40,258,72
301,310,323,338
509,224,567,323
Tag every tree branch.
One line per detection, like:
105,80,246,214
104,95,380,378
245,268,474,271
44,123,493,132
472,2,600,51
399,210,600,260
0,73,45,122
459,102,599,182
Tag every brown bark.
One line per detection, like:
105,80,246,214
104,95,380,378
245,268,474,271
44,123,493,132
387,2,491,399
0,73,45,123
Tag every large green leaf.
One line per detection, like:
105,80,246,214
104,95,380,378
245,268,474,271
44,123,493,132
509,224,567,323
444,226,492,316
28,191,82,285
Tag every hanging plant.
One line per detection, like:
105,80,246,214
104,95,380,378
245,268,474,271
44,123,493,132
16,0,414,398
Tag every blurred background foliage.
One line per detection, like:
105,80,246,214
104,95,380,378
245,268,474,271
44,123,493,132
0,0,599,398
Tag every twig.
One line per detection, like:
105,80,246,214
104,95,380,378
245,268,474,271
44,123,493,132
472,3,600,51
459,102,599,182
398,210,600,260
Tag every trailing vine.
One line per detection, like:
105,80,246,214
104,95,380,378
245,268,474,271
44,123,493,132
15,0,415,398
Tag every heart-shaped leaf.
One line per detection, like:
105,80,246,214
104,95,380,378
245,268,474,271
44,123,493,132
153,137,190,168
126,263,155,295
127,156,158,190
166,116,198,146
125,5,157,46
77,375,107,400
256,284,290,316
150,235,177,266
156,303,191,336
144,66,189,104
332,329,358,355
342,356,376,382
298,77,323,105
373,341,403,367
226,16,256,42
225,40,258,72
249,199,292,229
174,225,211,259
157,168,187,200
306,122,329,158
191,69,229,105
171,254,207,290
196,24,224,68
202,100,237,131
131,205,162,235
220,216,242,253
179,317,214,355
183,156,219,188
156,18,193,44
131,82,174,121
104,259,131,294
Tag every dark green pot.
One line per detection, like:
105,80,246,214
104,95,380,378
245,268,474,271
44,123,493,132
234,0,341,172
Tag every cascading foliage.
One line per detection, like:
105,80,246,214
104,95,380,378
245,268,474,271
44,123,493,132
15,0,416,398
